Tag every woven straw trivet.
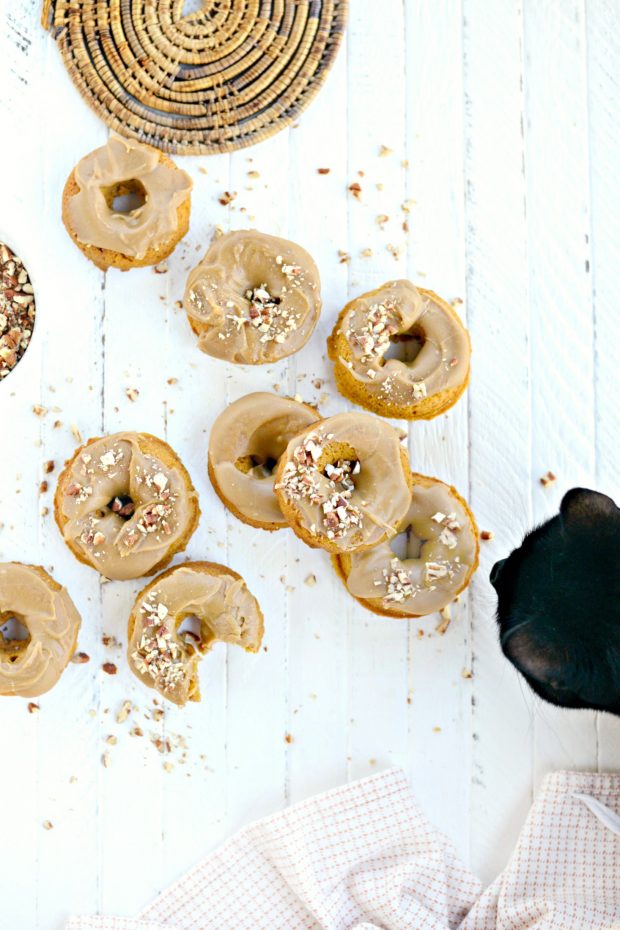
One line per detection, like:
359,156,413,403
42,0,348,155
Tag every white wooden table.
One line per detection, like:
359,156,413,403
1,2,620,927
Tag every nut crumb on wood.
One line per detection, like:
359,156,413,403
71,651,90,664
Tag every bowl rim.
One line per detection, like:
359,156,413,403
0,223,43,393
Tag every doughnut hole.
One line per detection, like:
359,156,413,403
0,612,31,663
235,453,279,479
384,324,425,365
389,525,421,561
106,495,136,520
177,614,205,653
101,179,148,215
316,442,362,492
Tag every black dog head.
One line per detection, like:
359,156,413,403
491,488,620,715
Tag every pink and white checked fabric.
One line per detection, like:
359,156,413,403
66,769,620,930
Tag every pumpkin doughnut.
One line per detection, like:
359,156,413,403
183,229,322,364
54,432,200,581
62,134,192,272
0,563,81,697
327,279,471,420
208,392,321,531
274,412,412,554
333,474,479,618
127,561,264,706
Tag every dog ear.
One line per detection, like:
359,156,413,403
560,488,618,531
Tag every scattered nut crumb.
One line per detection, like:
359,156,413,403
102,662,117,675
42,820,53,831
116,700,132,723
379,145,393,157
71,652,90,664
461,668,473,679
338,250,351,264
32,405,47,417
43,460,55,474
304,574,317,587
105,734,117,746
436,606,452,635
540,471,556,487
101,752,111,768
376,214,389,228
27,702,39,714
348,182,362,200
125,387,139,402
317,167,331,175
219,191,237,206
284,733,293,744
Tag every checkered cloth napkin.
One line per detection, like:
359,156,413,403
66,768,620,930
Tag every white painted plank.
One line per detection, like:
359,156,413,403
522,0,599,782
286,43,351,803
586,0,620,768
344,0,411,786
402,0,472,866
462,0,535,884
159,153,232,884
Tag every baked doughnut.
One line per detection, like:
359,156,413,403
333,474,479,618
62,134,192,272
54,432,200,581
208,392,321,531
274,412,412,554
184,229,321,364
327,279,471,420
127,561,264,706
0,562,81,697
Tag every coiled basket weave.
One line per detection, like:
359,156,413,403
42,0,348,155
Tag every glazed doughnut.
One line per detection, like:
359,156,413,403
127,561,264,706
327,279,471,420
208,392,321,531
333,474,479,618
274,412,412,554
184,229,321,364
0,563,81,697
54,432,200,581
62,134,192,272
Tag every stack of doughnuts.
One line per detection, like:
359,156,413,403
208,393,478,620
2,132,477,705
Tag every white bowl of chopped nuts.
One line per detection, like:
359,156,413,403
0,223,39,388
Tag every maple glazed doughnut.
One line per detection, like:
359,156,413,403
334,474,479,618
183,229,322,364
328,279,471,420
274,412,412,554
0,562,81,698
62,134,192,272
54,432,200,581
208,392,321,531
127,561,264,706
